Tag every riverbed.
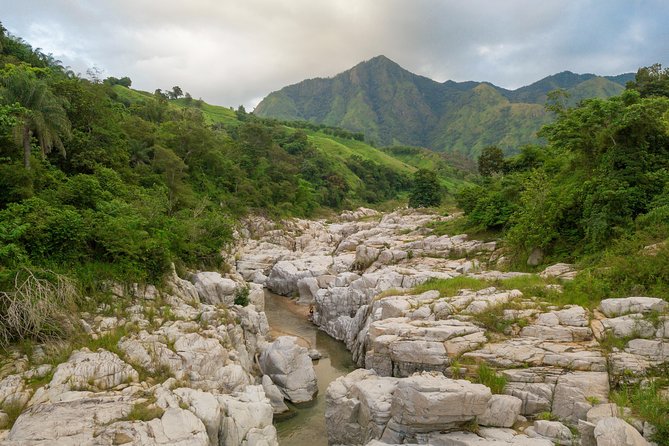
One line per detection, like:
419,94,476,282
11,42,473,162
264,291,356,445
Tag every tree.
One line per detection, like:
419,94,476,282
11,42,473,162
0,64,71,169
627,63,669,98
409,168,442,208
236,105,247,121
104,76,131,87
171,85,183,99
478,146,505,176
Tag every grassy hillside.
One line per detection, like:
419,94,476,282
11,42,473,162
381,146,475,190
111,85,470,194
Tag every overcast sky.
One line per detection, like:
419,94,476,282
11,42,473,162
2,1,668,109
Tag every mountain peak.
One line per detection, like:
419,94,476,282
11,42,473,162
355,55,404,71
254,57,630,156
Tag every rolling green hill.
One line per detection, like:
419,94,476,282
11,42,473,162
254,56,632,158
110,85,471,194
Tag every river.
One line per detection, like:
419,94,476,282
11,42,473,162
263,291,356,445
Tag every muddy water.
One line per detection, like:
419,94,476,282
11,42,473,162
264,291,356,445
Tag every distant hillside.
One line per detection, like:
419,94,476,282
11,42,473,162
111,85,471,194
254,56,632,157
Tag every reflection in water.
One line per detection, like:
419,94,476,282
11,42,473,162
264,291,356,445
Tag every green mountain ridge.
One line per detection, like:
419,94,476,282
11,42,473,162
254,55,632,157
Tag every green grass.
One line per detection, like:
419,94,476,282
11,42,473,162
475,363,507,394
411,276,490,297
426,215,502,241
305,131,412,189
172,99,239,126
407,272,605,312
610,379,669,445
536,411,559,421
124,399,165,422
469,302,529,334
381,146,475,191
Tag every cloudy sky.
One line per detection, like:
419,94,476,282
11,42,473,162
2,1,668,109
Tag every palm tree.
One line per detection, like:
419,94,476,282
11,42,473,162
0,65,70,169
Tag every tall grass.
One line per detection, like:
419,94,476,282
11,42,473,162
611,379,669,445
0,268,78,350
475,364,507,394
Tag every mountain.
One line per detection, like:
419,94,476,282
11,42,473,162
254,56,632,157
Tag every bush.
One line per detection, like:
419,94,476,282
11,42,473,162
409,168,442,208
234,286,250,306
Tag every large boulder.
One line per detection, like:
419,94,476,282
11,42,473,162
477,394,523,428
551,371,609,422
326,369,492,445
190,271,238,305
599,297,668,318
259,336,317,403
593,417,649,446
525,420,573,444
365,317,486,377
5,394,174,446
45,349,138,394
386,373,491,435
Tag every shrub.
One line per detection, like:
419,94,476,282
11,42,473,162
234,286,250,306
409,169,442,208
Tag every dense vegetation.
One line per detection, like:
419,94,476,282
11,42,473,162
254,55,632,157
453,67,669,300
0,24,435,348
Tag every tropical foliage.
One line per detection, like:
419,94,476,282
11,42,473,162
0,24,422,294
456,69,669,273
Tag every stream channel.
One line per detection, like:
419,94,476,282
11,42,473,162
264,291,356,445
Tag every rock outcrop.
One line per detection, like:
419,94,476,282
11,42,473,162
326,369,491,445
3,208,667,445
0,267,278,446
259,336,317,403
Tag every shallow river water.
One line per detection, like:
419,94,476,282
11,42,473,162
264,291,356,445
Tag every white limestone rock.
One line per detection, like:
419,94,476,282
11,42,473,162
326,369,492,445
5,394,136,445
593,417,650,446
190,271,238,305
49,349,139,393
526,420,573,444
599,297,668,318
380,372,491,443
539,263,578,280
624,339,669,362
261,375,289,414
297,276,320,304
551,371,609,422
476,394,523,428
463,338,607,372
218,385,279,446
365,317,486,376
259,336,317,403
427,429,553,445
602,315,657,339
